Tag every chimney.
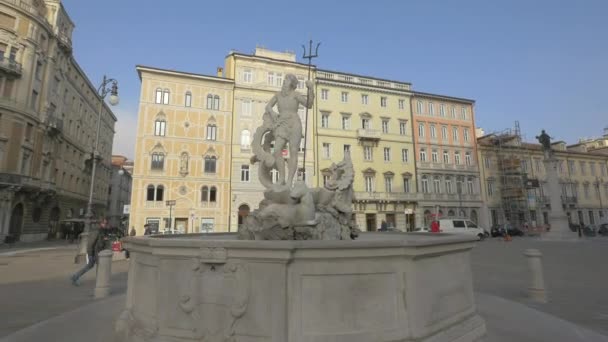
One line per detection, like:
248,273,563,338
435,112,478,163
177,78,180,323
216,67,223,78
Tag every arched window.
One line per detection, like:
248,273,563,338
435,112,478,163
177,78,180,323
154,119,166,136
204,156,216,173
162,89,170,105
156,185,164,201
241,130,250,149
201,186,209,202
185,91,192,107
213,95,220,110
151,153,164,170
238,204,250,226
209,186,217,202
448,209,455,217
206,94,213,109
155,88,163,104
207,124,217,141
146,185,155,201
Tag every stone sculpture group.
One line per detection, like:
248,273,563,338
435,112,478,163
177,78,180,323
238,74,359,240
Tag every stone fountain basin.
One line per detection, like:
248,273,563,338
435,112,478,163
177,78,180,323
116,233,485,342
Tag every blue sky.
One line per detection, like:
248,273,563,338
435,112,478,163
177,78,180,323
62,0,608,159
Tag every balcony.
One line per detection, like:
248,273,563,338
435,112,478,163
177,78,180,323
561,196,577,204
357,128,381,141
354,191,422,202
56,30,72,52
46,115,63,137
0,56,22,77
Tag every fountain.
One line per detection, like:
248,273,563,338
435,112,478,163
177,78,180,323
115,73,486,342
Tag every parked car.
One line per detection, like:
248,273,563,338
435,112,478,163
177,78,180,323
437,219,486,240
490,225,506,238
598,224,608,236
583,225,597,237
569,223,581,233
490,224,524,237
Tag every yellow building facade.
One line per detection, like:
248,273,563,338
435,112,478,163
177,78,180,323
130,66,233,234
315,70,418,231
224,48,316,231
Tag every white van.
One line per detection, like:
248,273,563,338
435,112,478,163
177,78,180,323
438,219,486,240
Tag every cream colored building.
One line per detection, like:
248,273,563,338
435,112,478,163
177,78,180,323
0,0,117,242
224,48,316,231
477,131,608,228
130,66,233,234
315,70,417,231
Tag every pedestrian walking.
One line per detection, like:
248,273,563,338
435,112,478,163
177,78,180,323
143,224,152,235
380,220,388,232
70,218,111,286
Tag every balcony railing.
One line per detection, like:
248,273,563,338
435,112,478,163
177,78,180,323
46,115,63,136
57,31,72,50
354,191,423,202
316,70,411,90
0,56,22,77
356,128,381,140
561,196,577,204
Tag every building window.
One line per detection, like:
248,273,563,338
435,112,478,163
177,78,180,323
401,149,409,162
321,89,329,100
452,127,459,141
521,159,528,172
341,92,348,102
467,178,474,194
151,153,164,170
185,91,192,107
241,130,251,149
461,107,467,120
364,146,373,161
380,97,387,107
146,185,155,201
20,151,31,174
398,99,405,110
204,156,217,173
207,94,213,109
421,176,429,193
385,176,393,193
417,100,423,114
341,115,351,129
31,90,38,109
590,162,596,176
25,123,33,142
383,147,391,162
267,72,275,86
361,94,368,105
464,128,470,142
162,89,170,105
584,183,590,198
601,164,607,176
454,151,461,165
420,148,427,162
431,150,438,163
580,161,586,175
241,99,252,116
155,88,162,103
297,76,305,89
362,118,370,129
206,124,217,141
399,121,407,135
429,102,434,115
443,150,450,164
535,159,541,172
487,181,494,196
365,175,374,192
275,73,283,87
156,185,164,201
441,126,448,140
323,175,330,187
201,186,209,202
209,186,217,202
344,144,351,157
403,178,411,192
484,156,491,168
271,169,279,183
440,104,446,117
323,143,331,159
243,69,253,83
430,124,436,138
465,152,472,166
445,177,453,194
321,113,329,128
154,119,166,136
382,120,389,133
213,95,220,110
241,165,250,182
451,106,456,118
433,177,441,193
418,123,425,137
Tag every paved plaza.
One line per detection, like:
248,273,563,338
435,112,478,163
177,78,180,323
472,236,608,337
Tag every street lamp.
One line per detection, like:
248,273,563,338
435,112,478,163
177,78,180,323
84,75,119,233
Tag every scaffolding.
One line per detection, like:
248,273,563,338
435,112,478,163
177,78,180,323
490,122,531,227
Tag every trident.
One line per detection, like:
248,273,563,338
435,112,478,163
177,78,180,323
300,39,320,180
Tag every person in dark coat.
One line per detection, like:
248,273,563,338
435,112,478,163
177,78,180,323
380,220,388,232
70,219,110,286
143,224,152,235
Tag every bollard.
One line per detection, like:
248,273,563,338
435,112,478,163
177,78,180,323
524,249,546,303
94,250,113,299
74,232,89,264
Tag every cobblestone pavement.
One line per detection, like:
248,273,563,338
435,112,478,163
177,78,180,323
472,236,608,337
0,248,129,338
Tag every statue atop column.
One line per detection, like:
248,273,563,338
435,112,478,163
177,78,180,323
536,130,552,151
240,73,359,241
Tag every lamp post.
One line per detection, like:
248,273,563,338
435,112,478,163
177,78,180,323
84,76,119,233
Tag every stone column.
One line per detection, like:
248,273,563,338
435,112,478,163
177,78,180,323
542,152,576,241
524,249,546,302
94,250,113,299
